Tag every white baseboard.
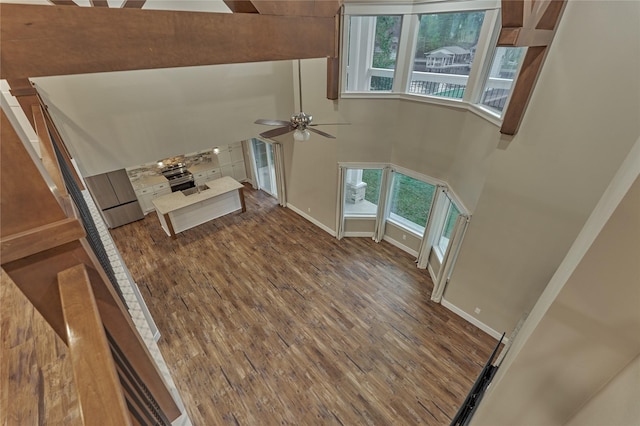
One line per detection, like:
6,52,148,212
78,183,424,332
287,204,336,237
382,235,419,257
441,298,508,343
344,231,374,238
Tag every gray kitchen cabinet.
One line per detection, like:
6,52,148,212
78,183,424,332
85,169,144,228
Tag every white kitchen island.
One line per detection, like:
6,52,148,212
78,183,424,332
152,176,246,239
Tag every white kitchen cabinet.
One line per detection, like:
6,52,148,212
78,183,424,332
216,146,232,166
214,143,246,182
194,167,222,186
135,182,171,214
232,163,247,181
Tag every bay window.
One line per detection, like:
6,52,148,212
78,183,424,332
346,15,402,92
342,0,521,123
409,11,485,99
479,46,526,115
388,172,436,235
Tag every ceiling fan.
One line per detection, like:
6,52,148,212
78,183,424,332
255,60,348,141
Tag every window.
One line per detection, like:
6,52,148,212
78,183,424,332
436,199,461,256
346,15,403,92
409,11,486,99
344,168,383,216
388,172,436,234
250,138,277,197
479,46,526,115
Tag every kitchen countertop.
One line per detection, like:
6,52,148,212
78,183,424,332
131,174,168,190
152,176,243,215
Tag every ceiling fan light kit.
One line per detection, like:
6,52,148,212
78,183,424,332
255,60,348,141
293,128,311,141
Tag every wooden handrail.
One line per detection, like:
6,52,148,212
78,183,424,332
58,264,132,426
1,93,181,422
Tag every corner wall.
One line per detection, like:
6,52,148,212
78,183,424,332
443,0,640,334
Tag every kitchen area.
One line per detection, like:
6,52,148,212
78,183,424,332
85,142,248,236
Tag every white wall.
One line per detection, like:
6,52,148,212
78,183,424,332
34,61,294,176
565,355,640,426
470,142,640,425
443,0,640,334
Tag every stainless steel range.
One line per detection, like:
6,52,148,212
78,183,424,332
161,163,195,192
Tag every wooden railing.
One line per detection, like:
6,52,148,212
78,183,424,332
58,264,132,425
1,85,181,424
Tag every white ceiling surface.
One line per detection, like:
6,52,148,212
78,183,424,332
0,0,232,13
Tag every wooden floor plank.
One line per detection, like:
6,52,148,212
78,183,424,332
110,185,497,425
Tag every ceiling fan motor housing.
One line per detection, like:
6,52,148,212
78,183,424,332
291,112,313,129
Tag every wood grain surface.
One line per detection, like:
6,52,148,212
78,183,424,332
111,185,497,425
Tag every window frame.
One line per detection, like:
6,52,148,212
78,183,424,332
342,165,386,218
342,0,513,125
385,165,443,238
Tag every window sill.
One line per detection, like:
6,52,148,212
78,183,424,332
341,91,502,128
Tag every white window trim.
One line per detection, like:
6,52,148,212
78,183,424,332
342,0,517,127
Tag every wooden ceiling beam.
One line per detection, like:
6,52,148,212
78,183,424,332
49,0,78,5
223,0,259,14
499,0,566,136
252,0,341,17
90,0,110,7
121,0,146,8
0,4,337,79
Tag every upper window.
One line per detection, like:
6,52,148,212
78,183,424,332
388,172,436,235
409,11,485,99
346,15,403,92
479,46,526,115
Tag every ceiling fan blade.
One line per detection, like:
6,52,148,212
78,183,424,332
309,123,351,126
307,127,336,139
259,126,294,139
255,119,291,126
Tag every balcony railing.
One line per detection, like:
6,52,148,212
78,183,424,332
351,67,515,112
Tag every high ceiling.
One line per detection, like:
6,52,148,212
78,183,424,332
0,0,232,13
0,0,341,79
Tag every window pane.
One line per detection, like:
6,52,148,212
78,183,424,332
409,11,485,99
344,168,382,216
480,47,526,114
251,138,276,197
437,201,461,254
346,15,402,92
388,173,436,234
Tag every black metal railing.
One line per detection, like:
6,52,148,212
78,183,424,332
51,131,126,304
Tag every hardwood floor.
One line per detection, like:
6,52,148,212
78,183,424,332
111,185,497,425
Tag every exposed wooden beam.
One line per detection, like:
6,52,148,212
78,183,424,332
90,0,110,7
499,0,566,136
252,0,341,17
327,57,339,100
1,4,337,79
32,104,67,195
121,0,145,8
500,46,546,135
223,0,259,13
49,0,78,5
58,264,132,426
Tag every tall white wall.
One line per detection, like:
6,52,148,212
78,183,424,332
34,61,294,176
443,0,640,334
565,355,640,426
470,143,640,425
